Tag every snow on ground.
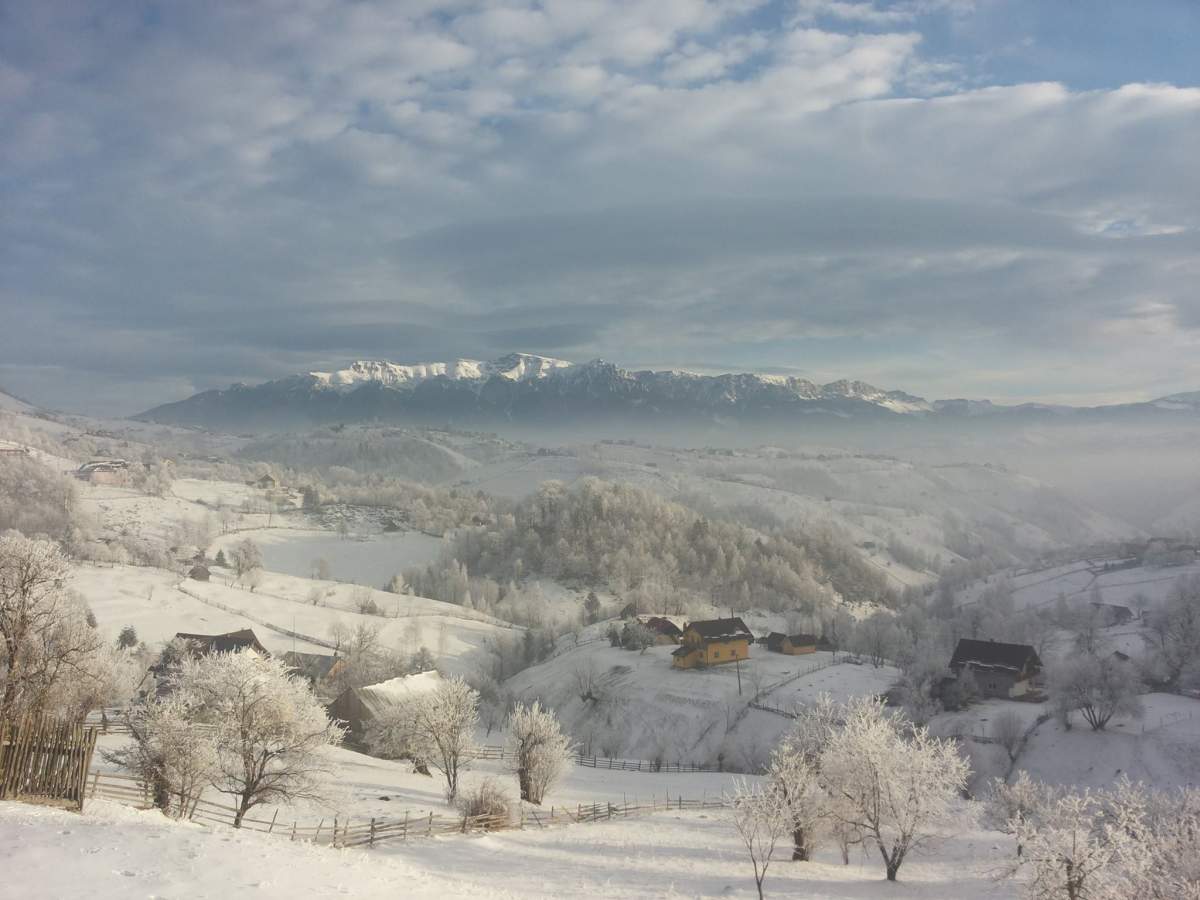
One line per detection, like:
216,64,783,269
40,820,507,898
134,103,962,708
90,733,750,826
209,527,444,587
73,562,515,672
0,798,1018,900
1013,693,1200,791
508,641,900,767
171,477,265,509
73,563,332,655
958,558,1200,613
79,484,217,546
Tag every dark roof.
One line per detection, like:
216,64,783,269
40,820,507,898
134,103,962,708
686,617,752,641
671,645,697,657
1090,601,1133,614
950,638,1040,674
282,650,340,680
643,616,683,637
765,632,818,650
173,628,269,657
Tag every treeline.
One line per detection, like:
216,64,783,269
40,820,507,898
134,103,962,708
446,478,891,611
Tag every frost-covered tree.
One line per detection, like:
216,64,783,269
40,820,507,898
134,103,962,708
177,652,343,827
371,677,479,801
1015,780,1150,900
992,709,1026,762
228,539,262,581
507,700,573,804
1146,575,1200,689
819,698,969,881
621,621,656,653
107,694,218,818
766,733,826,861
988,772,1048,858
1050,654,1142,731
727,778,790,900
0,533,103,725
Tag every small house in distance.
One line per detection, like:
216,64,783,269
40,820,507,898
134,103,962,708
672,617,752,669
949,638,1042,699
75,459,130,485
764,632,818,655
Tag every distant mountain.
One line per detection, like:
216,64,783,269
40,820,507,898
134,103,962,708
135,353,1200,432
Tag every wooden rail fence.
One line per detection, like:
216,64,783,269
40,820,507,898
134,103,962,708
0,716,98,810
85,769,727,849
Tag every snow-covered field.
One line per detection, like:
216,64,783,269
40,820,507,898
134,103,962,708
508,638,900,766
75,562,516,674
0,798,1018,900
209,528,444,587
957,558,1200,613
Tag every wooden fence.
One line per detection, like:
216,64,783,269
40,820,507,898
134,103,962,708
469,744,720,773
0,716,98,810
85,769,727,849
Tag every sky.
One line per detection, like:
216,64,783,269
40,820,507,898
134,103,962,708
1,0,1199,416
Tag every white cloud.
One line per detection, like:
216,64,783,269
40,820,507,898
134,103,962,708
1,0,1198,412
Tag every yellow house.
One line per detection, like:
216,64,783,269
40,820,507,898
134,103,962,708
671,618,752,669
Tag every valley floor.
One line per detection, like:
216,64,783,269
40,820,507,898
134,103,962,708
0,799,1018,900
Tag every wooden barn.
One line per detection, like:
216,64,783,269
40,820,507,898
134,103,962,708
949,638,1042,699
764,632,818,655
75,459,130,486
641,616,684,645
671,617,752,669
282,651,346,698
327,671,446,747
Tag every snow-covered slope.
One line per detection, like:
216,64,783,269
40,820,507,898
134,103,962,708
506,633,899,769
0,797,1014,900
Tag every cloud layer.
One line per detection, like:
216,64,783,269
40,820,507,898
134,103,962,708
1,0,1198,413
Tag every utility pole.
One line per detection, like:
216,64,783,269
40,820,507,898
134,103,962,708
736,657,742,696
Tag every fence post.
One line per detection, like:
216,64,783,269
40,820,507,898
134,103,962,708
369,817,376,848
90,771,100,799
268,810,278,834
291,821,297,842
428,811,433,837
403,810,409,842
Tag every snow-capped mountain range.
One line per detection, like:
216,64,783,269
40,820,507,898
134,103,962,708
135,352,1200,431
